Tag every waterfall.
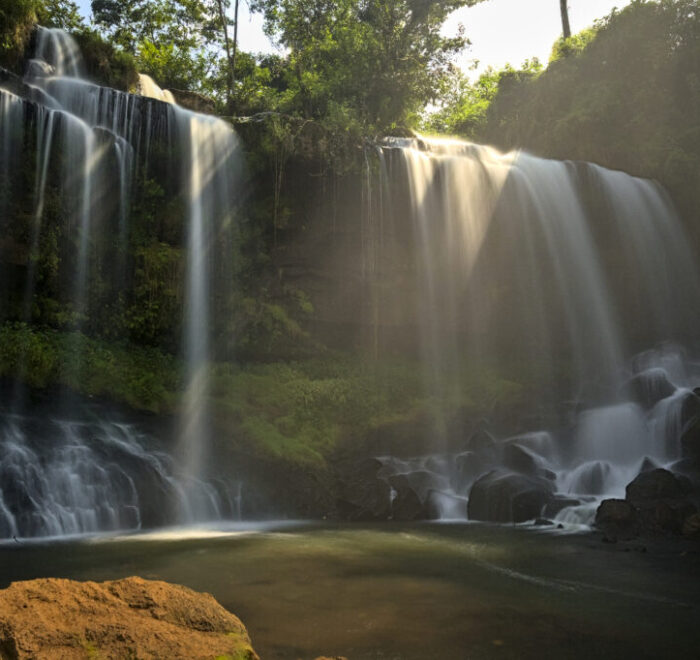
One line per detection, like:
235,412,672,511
371,137,700,524
0,27,240,537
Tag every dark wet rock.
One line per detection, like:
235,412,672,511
668,458,700,485
638,457,660,474
387,469,447,503
0,67,32,99
681,416,700,460
386,474,429,520
682,512,700,540
681,391,700,424
454,451,492,492
625,469,697,535
627,368,676,409
335,458,391,521
502,442,555,481
502,443,538,475
534,517,553,526
595,499,639,539
463,428,498,458
626,468,689,503
467,469,555,523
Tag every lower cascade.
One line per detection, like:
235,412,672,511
0,27,240,537
0,410,236,538
361,137,700,526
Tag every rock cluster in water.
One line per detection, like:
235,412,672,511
336,379,700,529
0,576,258,659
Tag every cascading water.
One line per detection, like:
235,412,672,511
369,137,700,525
0,27,241,537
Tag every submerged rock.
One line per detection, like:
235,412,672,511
467,469,554,523
0,576,258,659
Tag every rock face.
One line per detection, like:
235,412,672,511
169,88,217,114
0,577,259,659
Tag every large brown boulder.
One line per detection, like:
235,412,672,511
0,577,258,659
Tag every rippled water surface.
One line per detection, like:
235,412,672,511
0,523,698,659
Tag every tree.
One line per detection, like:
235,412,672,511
560,0,571,39
248,0,486,134
91,0,233,96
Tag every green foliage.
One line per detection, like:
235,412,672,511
35,0,84,30
425,59,543,137
249,0,485,135
137,38,212,91
0,320,525,468
74,28,139,91
549,27,597,63
125,242,182,347
0,323,180,412
0,0,39,71
91,0,227,98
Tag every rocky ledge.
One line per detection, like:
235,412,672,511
0,576,259,659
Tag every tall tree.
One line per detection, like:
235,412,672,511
560,0,571,39
249,0,485,133
215,0,234,102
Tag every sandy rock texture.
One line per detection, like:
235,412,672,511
0,576,259,659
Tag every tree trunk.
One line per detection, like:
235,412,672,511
231,0,240,86
560,0,571,39
216,0,234,105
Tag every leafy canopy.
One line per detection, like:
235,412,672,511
249,0,485,134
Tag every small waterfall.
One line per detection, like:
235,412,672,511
368,137,700,525
0,412,225,538
0,27,240,537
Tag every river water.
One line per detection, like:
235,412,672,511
0,523,698,659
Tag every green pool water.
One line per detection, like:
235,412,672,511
0,522,698,659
